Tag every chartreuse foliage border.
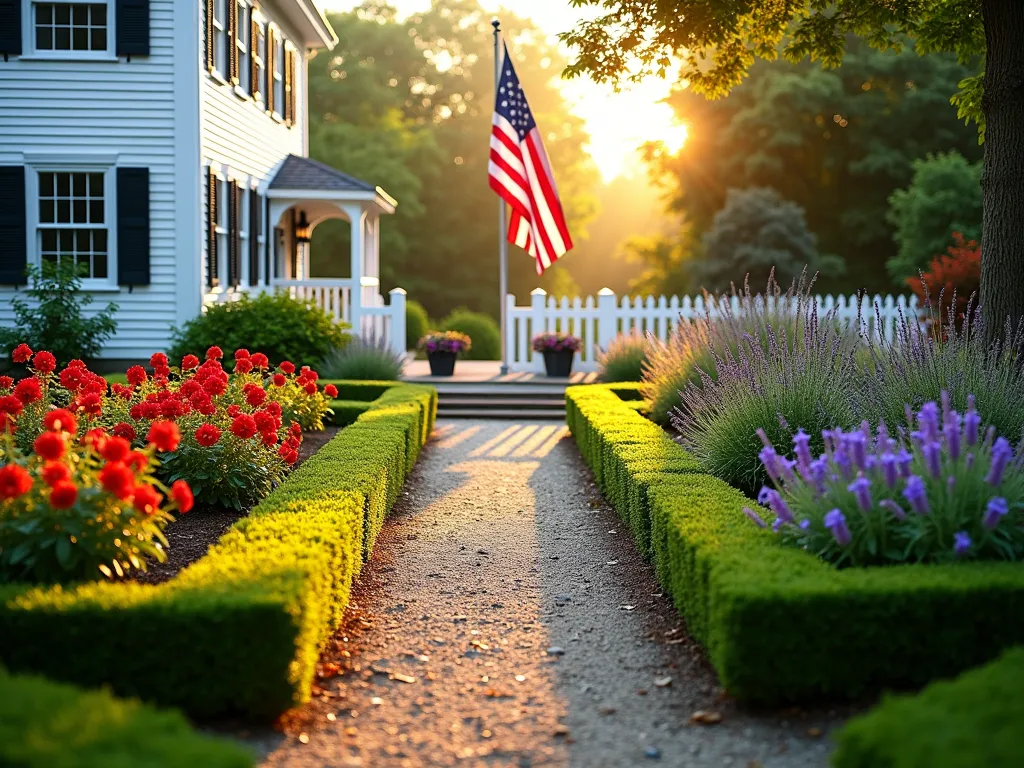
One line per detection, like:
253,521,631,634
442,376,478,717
0,382,435,720
566,384,1024,704
0,666,253,767
832,647,1024,768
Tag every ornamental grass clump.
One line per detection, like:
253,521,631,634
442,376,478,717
321,337,406,381
863,292,1024,443
745,393,1024,567
673,275,860,495
598,332,652,382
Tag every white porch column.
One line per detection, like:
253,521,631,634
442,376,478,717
343,204,367,339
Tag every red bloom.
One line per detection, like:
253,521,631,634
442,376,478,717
12,343,33,363
49,480,78,509
100,436,132,463
181,354,200,370
133,484,161,515
127,451,148,471
99,461,135,500
147,420,181,452
285,450,298,465
245,386,266,407
67,359,87,370
304,382,317,396
267,401,282,418
280,361,296,374
195,423,222,447
111,383,133,400
253,411,275,432
126,365,147,387
272,373,286,387
82,427,108,448
150,352,169,368
234,358,253,374
41,461,71,487
32,351,57,374
43,409,77,433
0,376,12,390
203,377,227,396
198,400,216,417
234,348,250,360
230,414,258,440
324,384,338,398
112,422,137,441
0,395,23,416
0,464,33,499
206,346,223,360
278,443,292,459
226,404,242,418
171,479,194,513
59,367,82,391
251,353,269,369
74,392,102,417
33,431,66,461
14,377,42,404
260,430,278,447
301,366,319,382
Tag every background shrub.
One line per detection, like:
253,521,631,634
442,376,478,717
0,262,117,366
168,293,349,366
905,233,980,324
405,299,430,352
440,308,500,360
598,332,652,382
321,338,406,381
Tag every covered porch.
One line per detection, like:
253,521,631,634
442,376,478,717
266,155,406,354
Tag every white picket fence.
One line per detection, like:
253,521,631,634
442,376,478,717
505,288,921,373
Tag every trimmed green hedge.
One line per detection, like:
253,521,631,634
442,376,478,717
0,667,253,768
0,383,436,720
567,384,1024,704
833,647,1024,768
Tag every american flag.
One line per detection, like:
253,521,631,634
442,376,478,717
488,43,573,275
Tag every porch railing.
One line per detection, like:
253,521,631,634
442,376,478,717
272,278,407,357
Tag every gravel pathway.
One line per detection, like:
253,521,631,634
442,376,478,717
256,420,856,767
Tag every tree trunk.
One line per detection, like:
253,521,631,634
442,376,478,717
980,0,1024,342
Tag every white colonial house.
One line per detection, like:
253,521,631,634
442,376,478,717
0,0,405,361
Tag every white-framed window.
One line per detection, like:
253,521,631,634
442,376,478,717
28,0,114,58
212,0,228,77
252,14,265,104
215,175,229,287
30,167,116,287
235,0,249,93
272,32,284,117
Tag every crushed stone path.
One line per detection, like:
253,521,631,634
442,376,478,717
255,420,854,767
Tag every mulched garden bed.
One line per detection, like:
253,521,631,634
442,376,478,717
131,426,340,586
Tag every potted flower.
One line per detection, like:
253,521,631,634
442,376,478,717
418,331,472,376
532,332,581,377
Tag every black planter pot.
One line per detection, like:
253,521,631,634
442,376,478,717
542,349,574,377
427,351,457,376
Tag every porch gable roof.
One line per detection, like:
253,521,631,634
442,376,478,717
266,155,396,214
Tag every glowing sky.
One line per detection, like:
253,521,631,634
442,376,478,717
318,0,684,181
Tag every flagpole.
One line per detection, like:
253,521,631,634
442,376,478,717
493,18,509,376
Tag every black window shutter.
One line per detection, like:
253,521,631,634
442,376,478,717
207,167,218,288
265,27,275,114
227,182,240,288
248,187,260,285
0,0,22,57
116,168,150,285
0,166,27,285
115,0,150,57
204,0,215,72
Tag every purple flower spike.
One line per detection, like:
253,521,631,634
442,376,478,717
793,428,813,472
755,428,773,449
847,476,872,512
880,453,898,488
758,446,780,482
953,531,972,557
987,437,1014,486
944,419,961,460
809,458,828,494
966,452,975,469
824,508,851,546
799,519,811,530
983,497,1009,530
897,449,914,479
903,475,930,515
757,485,772,505
845,432,868,471
876,422,892,451
923,441,943,478
964,395,980,447
743,506,767,529
917,401,941,443
879,499,905,520
834,448,853,479
766,489,794,523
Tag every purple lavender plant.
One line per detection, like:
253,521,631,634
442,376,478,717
532,332,582,353
744,392,1024,567
418,331,472,355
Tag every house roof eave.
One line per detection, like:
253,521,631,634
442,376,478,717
285,0,338,50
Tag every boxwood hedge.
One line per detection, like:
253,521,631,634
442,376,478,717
566,383,1024,704
0,666,253,768
832,647,1024,768
0,382,435,720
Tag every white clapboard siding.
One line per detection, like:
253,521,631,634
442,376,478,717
0,0,181,358
506,289,921,373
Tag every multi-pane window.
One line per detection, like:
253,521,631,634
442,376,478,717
34,2,108,52
253,19,266,103
37,171,109,280
272,36,284,115
212,0,228,76
216,177,229,286
235,1,249,92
